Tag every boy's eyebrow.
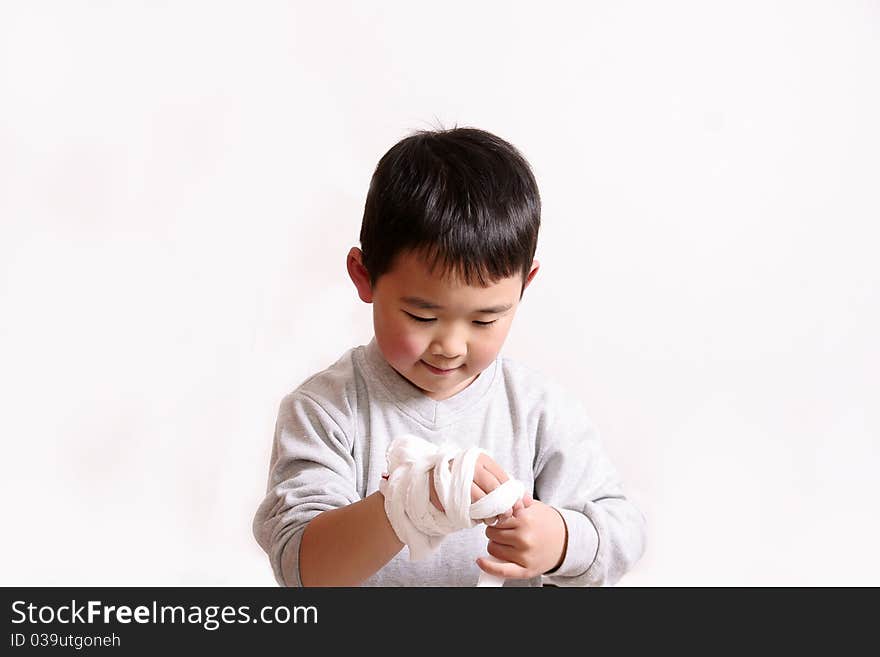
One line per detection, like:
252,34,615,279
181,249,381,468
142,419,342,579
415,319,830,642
400,296,513,314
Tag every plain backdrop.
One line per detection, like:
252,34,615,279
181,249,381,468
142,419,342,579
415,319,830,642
1,1,878,586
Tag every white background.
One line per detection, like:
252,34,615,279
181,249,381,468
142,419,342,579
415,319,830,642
1,1,877,586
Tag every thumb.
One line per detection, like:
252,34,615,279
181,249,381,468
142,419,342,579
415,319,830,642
513,493,534,518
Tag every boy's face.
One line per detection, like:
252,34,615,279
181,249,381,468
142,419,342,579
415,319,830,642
348,247,539,401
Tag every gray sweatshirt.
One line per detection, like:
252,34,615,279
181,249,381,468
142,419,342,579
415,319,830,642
253,337,646,586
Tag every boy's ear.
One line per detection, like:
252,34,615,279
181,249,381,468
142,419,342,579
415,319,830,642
347,247,374,303
523,259,540,292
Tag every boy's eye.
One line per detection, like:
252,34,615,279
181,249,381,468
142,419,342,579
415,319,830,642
403,312,496,327
407,314,435,323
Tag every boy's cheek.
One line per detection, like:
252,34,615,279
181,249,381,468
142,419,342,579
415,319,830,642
376,329,420,363
397,336,426,362
468,345,501,371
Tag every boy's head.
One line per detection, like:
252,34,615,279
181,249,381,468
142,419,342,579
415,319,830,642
347,126,541,401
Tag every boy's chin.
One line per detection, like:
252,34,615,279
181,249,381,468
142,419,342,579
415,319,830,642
415,371,481,401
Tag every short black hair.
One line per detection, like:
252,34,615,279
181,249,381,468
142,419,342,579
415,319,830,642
359,125,541,298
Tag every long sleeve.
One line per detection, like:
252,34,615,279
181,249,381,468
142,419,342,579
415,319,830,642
252,340,645,587
252,390,359,586
532,386,646,586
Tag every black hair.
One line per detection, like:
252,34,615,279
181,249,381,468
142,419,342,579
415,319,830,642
359,125,541,298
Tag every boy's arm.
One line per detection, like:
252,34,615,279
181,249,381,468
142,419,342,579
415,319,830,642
294,491,403,586
533,387,647,587
254,391,400,586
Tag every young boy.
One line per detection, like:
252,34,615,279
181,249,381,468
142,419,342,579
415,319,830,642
253,127,646,586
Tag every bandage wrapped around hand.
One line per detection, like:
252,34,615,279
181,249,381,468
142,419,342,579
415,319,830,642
378,435,525,562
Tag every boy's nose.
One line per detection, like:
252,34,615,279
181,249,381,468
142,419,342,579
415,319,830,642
429,332,466,361
429,348,464,365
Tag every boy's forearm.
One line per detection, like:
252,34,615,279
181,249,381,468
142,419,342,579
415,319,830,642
289,491,404,586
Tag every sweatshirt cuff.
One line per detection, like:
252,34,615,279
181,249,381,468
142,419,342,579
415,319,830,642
275,527,307,587
547,507,600,579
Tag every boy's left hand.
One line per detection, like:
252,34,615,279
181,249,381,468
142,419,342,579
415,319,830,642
476,494,568,580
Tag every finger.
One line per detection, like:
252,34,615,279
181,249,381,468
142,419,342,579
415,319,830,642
496,499,525,526
486,541,528,569
513,495,533,518
478,455,510,484
472,466,502,498
476,555,530,580
482,515,505,526
494,503,516,522
492,513,519,530
485,526,517,546
492,501,519,525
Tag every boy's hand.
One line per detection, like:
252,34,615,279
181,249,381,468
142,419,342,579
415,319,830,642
476,494,568,579
428,453,517,526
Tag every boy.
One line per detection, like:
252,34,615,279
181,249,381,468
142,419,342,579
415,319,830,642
253,126,646,586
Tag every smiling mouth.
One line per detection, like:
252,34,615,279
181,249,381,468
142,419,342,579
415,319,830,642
422,361,461,373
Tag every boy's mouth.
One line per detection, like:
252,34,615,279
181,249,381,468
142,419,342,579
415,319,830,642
421,361,462,375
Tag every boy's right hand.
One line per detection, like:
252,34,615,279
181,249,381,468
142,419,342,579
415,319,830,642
428,453,521,525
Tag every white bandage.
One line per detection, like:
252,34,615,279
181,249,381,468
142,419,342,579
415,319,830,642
378,435,525,586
